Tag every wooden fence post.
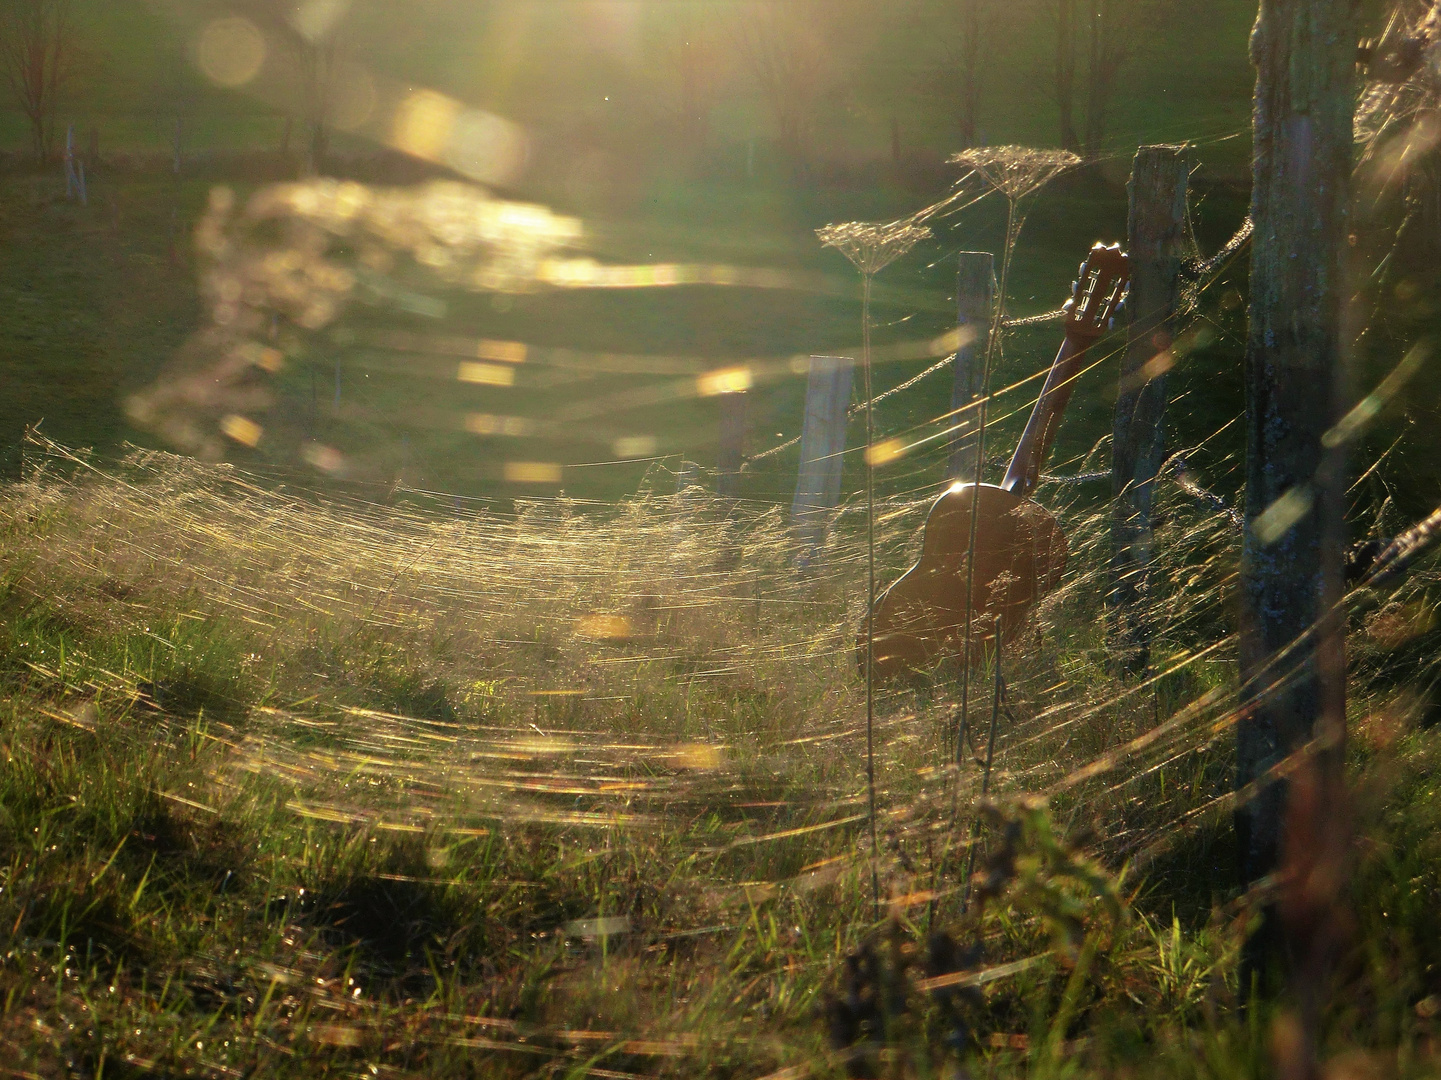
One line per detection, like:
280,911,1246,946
1238,0,1355,1020
948,252,995,481
792,355,855,549
1108,145,1189,674
63,126,77,200
716,390,747,497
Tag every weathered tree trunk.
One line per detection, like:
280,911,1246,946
1108,145,1189,674
1055,0,1080,151
948,252,995,481
1239,0,1356,1016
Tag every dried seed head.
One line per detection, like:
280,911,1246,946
816,220,932,276
948,146,1082,201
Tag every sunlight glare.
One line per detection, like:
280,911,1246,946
696,366,753,396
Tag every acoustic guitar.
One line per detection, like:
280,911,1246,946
862,243,1130,680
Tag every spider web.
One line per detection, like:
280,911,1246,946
7,12,1441,1063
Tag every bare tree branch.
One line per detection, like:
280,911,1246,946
732,1,832,172
0,0,76,163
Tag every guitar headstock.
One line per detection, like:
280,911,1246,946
1063,242,1130,341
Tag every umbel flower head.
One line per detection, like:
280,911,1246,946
949,146,1082,201
816,219,932,276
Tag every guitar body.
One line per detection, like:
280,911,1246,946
861,483,1067,680
860,242,1128,683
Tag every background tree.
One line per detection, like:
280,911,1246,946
958,0,984,147
1048,0,1163,154
650,5,721,152
297,26,339,174
1083,0,1154,154
1052,0,1080,150
733,0,835,172
1,0,76,163
227,0,348,175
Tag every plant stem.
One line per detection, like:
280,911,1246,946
962,622,1004,912
862,269,880,917
958,195,1019,765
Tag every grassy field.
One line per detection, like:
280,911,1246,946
0,438,1436,1077
5,5,1441,1075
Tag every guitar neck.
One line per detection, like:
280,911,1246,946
1000,333,1095,499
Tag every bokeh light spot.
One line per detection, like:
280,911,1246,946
696,366,753,397
612,436,658,459
504,462,563,484
219,415,263,447
331,65,378,131
662,743,726,771
1255,486,1313,546
292,0,351,42
575,614,633,640
393,90,461,162
445,108,529,187
196,18,266,88
466,413,533,437
866,439,905,466
477,339,528,364
302,443,346,474
458,362,516,386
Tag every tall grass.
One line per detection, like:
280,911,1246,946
0,440,1435,1076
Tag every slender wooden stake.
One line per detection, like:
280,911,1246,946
792,355,855,554
64,125,76,199
948,252,996,482
716,391,747,497
1109,144,1189,675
